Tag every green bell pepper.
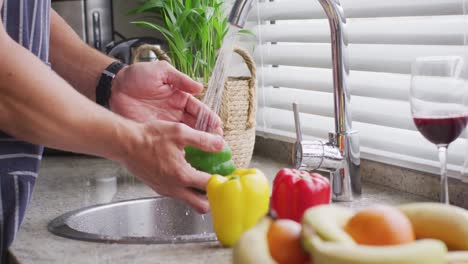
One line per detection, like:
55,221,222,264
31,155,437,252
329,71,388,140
185,144,236,176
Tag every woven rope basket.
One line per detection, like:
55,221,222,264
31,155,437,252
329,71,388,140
217,47,256,168
133,45,257,168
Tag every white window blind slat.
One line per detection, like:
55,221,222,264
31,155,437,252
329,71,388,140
255,43,465,74
250,0,463,21
259,66,410,101
254,15,465,45
262,87,414,131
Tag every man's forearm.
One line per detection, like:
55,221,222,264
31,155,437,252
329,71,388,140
49,10,115,101
0,26,138,162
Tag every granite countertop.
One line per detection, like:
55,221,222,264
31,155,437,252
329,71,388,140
11,155,430,263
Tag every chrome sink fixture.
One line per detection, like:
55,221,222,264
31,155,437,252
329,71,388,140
48,197,216,244
228,0,361,202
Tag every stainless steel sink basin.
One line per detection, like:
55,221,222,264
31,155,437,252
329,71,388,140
48,197,217,244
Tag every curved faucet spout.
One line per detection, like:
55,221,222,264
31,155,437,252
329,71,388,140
317,0,361,201
229,0,256,28
318,0,351,135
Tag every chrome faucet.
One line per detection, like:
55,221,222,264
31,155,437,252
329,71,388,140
229,0,361,201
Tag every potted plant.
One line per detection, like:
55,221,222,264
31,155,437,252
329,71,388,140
130,0,236,83
129,0,257,168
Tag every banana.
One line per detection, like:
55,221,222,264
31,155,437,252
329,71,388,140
232,218,276,264
301,204,447,264
301,204,355,245
308,235,447,264
399,203,468,250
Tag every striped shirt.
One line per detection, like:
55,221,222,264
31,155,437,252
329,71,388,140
0,0,50,260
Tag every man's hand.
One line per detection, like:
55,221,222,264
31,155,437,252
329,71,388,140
48,11,224,212
109,61,222,134
124,120,224,213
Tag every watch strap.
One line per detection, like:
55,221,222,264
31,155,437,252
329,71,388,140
96,61,127,108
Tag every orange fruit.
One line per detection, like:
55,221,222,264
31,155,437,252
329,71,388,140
344,205,415,246
267,219,311,264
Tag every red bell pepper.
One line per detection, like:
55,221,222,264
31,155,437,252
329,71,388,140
271,168,331,222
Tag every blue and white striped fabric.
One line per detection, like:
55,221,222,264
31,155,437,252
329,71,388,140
0,0,50,260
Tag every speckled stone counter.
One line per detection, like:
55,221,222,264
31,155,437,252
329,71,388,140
11,155,430,263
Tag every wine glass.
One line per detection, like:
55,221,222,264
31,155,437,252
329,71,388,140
410,56,468,204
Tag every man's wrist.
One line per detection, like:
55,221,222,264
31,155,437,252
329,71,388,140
98,113,141,163
96,61,127,108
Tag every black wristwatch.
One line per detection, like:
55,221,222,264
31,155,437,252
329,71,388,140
96,61,127,108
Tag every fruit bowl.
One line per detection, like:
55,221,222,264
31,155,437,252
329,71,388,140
232,203,468,264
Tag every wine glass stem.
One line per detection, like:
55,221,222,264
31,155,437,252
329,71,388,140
438,145,449,204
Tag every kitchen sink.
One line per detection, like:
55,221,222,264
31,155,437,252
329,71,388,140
48,197,217,244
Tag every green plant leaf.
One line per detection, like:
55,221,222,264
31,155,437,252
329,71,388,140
185,0,192,9
127,0,164,15
165,8,177,25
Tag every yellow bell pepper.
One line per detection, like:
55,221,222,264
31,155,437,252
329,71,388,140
207,168,270,247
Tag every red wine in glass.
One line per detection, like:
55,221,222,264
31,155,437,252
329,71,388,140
410,56,466,204
413,115,468,145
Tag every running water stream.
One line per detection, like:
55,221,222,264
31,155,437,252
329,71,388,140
195,26,240,133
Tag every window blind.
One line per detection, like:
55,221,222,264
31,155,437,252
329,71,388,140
239,0,468,177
